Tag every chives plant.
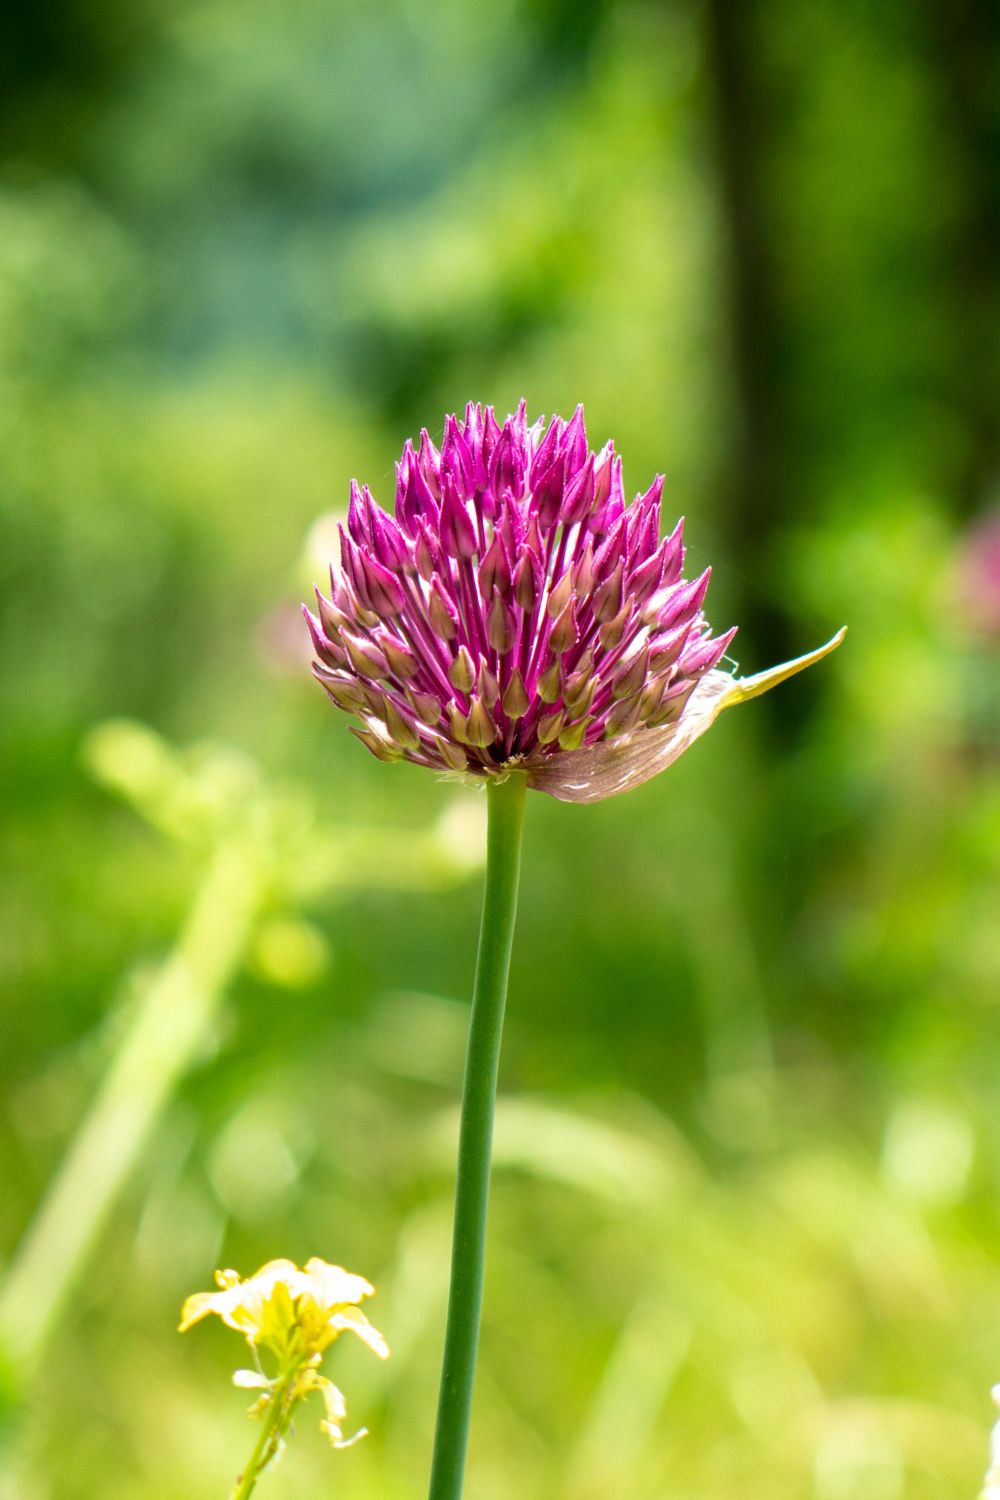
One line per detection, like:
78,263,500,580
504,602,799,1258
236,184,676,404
305,402,844,1500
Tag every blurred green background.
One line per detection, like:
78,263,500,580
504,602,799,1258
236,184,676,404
2,1,999,1496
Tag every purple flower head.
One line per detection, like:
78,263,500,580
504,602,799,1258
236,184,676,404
305,404,844,802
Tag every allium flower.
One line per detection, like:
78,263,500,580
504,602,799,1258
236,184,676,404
305,403,842,802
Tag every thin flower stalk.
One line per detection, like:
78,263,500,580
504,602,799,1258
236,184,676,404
427,772,526,1500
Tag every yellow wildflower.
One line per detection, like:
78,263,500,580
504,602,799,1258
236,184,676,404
180,1256,388,1365
180,1256,388,1484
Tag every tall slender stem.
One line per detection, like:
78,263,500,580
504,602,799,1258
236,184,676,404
230,1369,297,1500
427,772,527,1500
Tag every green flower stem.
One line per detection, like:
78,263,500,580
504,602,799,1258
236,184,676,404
230,1369,298,1500
428,771,527,1500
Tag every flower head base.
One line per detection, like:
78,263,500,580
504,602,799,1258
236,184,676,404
305,404,844,802
180,1257,388,1453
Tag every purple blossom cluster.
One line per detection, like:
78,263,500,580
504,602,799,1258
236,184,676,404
305,404,840,802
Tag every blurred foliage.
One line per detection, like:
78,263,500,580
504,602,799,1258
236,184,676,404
1,0,999,1497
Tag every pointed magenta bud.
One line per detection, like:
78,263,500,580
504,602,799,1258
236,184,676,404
360,554,406,617
647,677,697,727
572,540,596,597
338,529,374,612
629,542,667,605
548,598,577,655
597,600,630,650
478,659,500,709
428,575,459,640
533,457,564,528
679,625,737,675
611,645,649,701
638,474,664,528
593,514,625,581
371,506,410,572
660,516,685,585
481,406,502,472
592,477,625,541
545,567,573,620
529,415,563,489
383,697,422,752
637,506,660,563
448,644,477,695
438,477,478,559
562,670,597,717
377,632,420,680
592,443,614,507
304,608,344,670
414,523,438,582
343,630,390,681
442,413,476,496
501,669,530,719
463,403,487,484
418,429,442,496
347,479,374,548
648,622,691,674
561,453,596,525
478,532,512,597
537,659,564,702
438,738,471,771
513,548,541,611
408,687,443,725
562,404,587,479
557,718,589,751
448,702,473,745
316,669,367,712
657,567,711,630
592,558,624,623
350,724,401,762
487,591,517,654
489,420,527,501
402,447,440,531
604,692,644,738
495,491,523,556
537,708,565,745
315,589,347,644
465,696,497,748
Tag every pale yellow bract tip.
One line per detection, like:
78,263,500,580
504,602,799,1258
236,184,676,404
721,626,847,709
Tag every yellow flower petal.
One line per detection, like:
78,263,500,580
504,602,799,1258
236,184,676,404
328,1305,390,1359
178,1291,221,1333
179,1255,390,1362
